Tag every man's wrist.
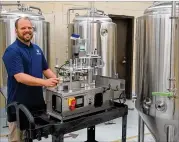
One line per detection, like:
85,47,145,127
39,78,46,86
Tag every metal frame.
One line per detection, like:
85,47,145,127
8,102,128,142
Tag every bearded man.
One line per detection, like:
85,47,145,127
2,17,59,142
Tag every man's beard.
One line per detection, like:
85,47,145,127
17,31,33,43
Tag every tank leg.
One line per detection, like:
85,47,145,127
122,114,127,142
166,125,175,142
24,138,33,142
138,115,144,142
85,126,98,142
52,134,64,142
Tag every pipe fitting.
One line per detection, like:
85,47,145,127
155,101,167,112
143,98,152,110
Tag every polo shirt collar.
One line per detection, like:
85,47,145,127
16,38,33,48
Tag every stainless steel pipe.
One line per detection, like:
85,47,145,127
29,6,42,14
138,116,145,142
67,8,105,25
67,8,90,25
169,1,176,93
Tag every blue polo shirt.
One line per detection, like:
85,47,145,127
2,38,48,110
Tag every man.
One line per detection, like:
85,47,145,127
2,17,59,142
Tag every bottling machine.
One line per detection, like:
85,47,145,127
46,8,126,121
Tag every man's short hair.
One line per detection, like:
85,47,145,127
15,17,32,29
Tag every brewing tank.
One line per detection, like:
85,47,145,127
0,4,50,97
68,9,117,78
135,2,179,141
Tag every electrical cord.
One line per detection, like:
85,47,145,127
102,85,126,104
55,61,69,77
102,86,111,93
59,61,69,70
117,91,126,104
111,84,126,104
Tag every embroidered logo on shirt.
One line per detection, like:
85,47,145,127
36,49,41,55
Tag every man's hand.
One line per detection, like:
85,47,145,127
44,78,59,87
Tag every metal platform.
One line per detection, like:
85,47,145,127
7,102,128,142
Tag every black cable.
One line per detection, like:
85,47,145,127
119,91,126,104
55,61,69,77
103,86,110,93
113,91,126,104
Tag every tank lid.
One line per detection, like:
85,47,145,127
74,13,112,22
144,2,179,15
0,6,45,20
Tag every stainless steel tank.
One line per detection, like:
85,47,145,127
135,2,179,142
68,8,117,78
0,3,50,98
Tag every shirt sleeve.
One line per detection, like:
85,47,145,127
2,48,24,76
41,52,49,71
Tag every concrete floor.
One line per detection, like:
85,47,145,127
0,100,155,142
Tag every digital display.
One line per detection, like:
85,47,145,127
76,98,83,104
75,96,84,108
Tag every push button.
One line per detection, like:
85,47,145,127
68,97,76,111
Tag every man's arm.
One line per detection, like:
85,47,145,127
43,69,56,79
14,73,46,86
14,73,58,87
